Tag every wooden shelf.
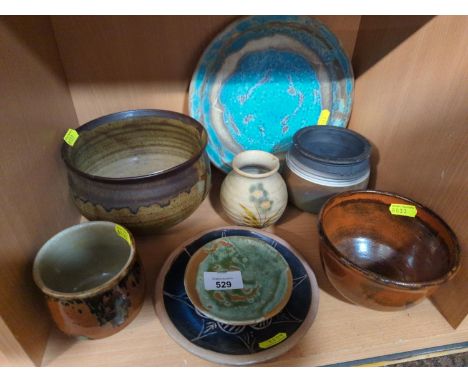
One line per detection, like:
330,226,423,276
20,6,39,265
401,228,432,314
41,171,468,366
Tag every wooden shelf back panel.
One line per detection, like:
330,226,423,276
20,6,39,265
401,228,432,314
349,16,468,327
51,15,361,125
0,16,81,365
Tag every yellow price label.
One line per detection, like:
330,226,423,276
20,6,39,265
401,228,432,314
115,224,132,246
258,332,287,349
63,129,79,146
317,109,330,125
389,204,417,217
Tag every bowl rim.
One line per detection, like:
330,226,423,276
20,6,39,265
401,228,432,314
317,190,461,290
32,221,137,299
61,109,208,184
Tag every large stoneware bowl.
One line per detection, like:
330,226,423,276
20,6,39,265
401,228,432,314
62,109,211,234
318,190,460,310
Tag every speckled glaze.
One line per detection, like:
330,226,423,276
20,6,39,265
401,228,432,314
62,109,211,234
33,222,146,339
220,150,288,227
189,15,354,172
318,191,461,310
184,236,292,325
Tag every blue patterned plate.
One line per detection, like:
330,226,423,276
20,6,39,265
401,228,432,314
189,16,354,172
154,227,319,365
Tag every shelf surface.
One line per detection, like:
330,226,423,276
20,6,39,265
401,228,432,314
42,171,468,366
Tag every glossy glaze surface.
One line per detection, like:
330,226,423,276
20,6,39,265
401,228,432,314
154,227,319,365
220,150,287,227
189,16,353,172
184,236,292,325
62,109,211,234
318,191,460,310
33,222,146,339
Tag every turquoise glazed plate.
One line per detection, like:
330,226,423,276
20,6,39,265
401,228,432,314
189,16,354,172
184,236,293,325
154,227,319,365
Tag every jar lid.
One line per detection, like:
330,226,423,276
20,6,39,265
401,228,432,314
293,125,371,166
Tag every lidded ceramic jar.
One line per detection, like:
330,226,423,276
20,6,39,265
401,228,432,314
220,150,288,228
284,126,371,213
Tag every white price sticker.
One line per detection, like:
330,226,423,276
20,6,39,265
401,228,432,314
203,271,244,291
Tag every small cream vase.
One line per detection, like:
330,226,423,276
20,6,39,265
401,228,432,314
220,150,288,228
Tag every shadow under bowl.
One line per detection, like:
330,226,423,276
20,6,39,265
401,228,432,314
318,190,460,310
62,109,211,234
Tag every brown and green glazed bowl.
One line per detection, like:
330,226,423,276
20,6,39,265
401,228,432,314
318,190,460,310
184,236,293,325
33,221,146,339
62,109,211,234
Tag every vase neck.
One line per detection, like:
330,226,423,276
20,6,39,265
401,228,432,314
232,150,280,179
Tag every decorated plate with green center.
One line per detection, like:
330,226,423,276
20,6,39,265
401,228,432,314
154,227,319,365
184,236,293,325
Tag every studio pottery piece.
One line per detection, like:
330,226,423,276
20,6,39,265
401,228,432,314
61,109,211,234
184,236,293,326
189,15,354,172
33,221,146,339
318,190,460,310
154,227,319,366
220,150,287,227
285,125,371,213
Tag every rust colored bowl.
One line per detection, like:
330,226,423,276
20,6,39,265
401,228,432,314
33,221,146,339
318,190,460,310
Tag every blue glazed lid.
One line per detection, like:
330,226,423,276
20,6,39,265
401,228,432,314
289,125,371,178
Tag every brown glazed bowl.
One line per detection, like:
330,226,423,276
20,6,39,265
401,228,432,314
318,190,460,310
62,109,211,234
33,221,146,339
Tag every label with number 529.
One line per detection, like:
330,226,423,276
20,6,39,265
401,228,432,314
203,271,244,291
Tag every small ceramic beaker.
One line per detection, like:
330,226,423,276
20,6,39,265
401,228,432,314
220,150,288,228
33,221,146,339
